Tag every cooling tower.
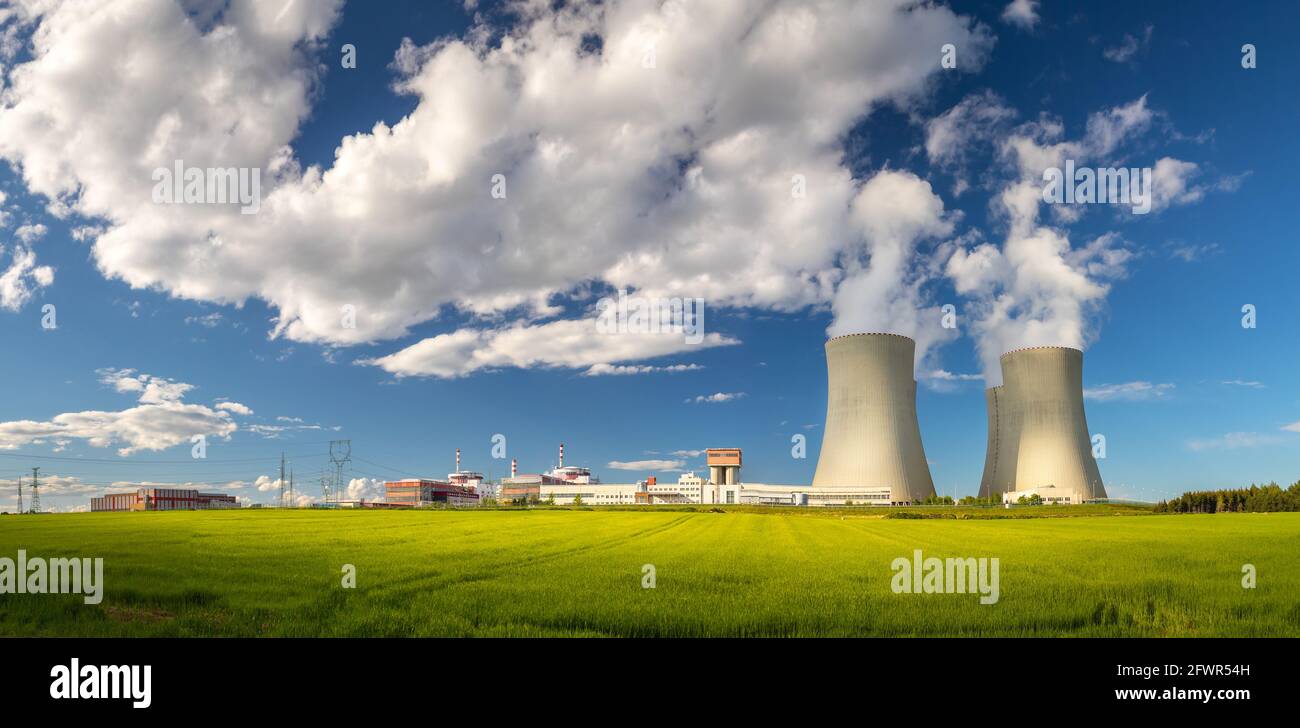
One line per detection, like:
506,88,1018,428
993,346,1106,500
812,333,935,503
977,385,1023,497
977,387,999,496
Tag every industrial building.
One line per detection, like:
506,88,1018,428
499,472,569,502
327,500,413,509
548,443,600,483
383,479,480,507
536,471,740,506
447,448,485,491
90,487,238,512
978,346,1107,504
501,444,607,503
649,473,705,503
519,446,897,508
541,481,638,505
1000,485,1078,505
706,448,741,488
811,333,936,505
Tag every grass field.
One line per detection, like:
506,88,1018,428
2,507,1297,637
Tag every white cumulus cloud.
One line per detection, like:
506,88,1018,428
1084,381,1175,402
1001,0,1039,29
607,459,684,471
0,0,992,375
0,368,238,455
364,318,737,378
686,392,745,404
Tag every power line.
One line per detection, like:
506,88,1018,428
352,456,423,478
0,442,418,507
0,450,328,465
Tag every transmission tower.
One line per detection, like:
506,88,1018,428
329,440,351,504
15,475,23,515
279,452,286,508
288,467,295,508
29,467,40,514
320,468,331,503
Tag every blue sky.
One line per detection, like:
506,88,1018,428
0,0,1296,511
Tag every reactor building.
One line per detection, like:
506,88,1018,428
811,333,936,505
978,346,1106,503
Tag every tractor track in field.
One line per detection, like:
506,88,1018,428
351,513,697,598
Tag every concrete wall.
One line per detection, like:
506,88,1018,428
811,333,935,503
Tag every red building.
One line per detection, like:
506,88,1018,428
383,479,480,507
91,487,239,512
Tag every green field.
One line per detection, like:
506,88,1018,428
1,507,1297,636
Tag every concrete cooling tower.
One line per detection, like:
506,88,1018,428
812,333,935,503
979,346,1106,501
977,385,1019,497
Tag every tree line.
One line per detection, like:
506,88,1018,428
1154,481,1300,513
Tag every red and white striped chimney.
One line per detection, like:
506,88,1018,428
455,448,461,473
559,442,564,468
511,458,517,477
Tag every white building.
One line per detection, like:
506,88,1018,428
1001,485,1083,505
535,471,902,508
540,482,637,505
540,473,727,506
638,472,706,504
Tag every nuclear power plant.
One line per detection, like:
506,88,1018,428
812,333,936,505
979,346,1106,504
79,337,1109,513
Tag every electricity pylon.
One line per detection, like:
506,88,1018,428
29,467,40,514
329,440,351,503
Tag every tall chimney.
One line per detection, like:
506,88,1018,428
455,448,461,473
511,458,517,478
559,442,565,469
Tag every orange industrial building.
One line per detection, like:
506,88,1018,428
90,487,238,512
706,447,742,486
383,478,480,507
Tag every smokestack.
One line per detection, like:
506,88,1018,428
511,458,517,478
988,346,1105,500
812,333,935,503
559,442,564,469
455,448,461,473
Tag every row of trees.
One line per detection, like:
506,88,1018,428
913,494,1010,507
1154,481,1300,513
917,494,1021,507
957,495,1004,507
917,494,955,506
